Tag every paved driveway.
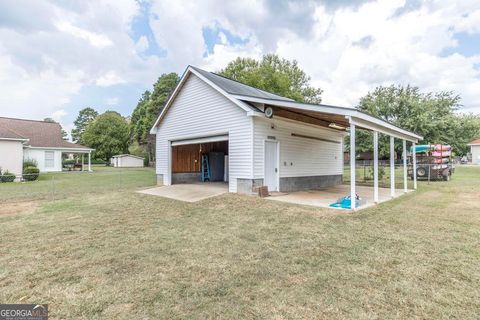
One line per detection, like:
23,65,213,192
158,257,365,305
138,182,228,202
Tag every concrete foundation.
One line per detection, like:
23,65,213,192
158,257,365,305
172,172,202,184
237,178,264,195
279,175,342,192
156,174,164,185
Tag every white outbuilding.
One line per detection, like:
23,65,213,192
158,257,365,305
111,154,144,168
150,66,423,209
467,139,480,164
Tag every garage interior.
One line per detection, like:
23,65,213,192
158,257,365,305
171,140,228,184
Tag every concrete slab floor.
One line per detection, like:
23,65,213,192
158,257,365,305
267,184,411,210
138,182,228,202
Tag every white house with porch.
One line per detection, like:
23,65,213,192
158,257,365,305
0,117,93,175
150,66,422,209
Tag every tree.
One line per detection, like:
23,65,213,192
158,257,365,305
218,54,323,103
82,111,130,162
447,114,480,155
352,85,480,157
131,73,179,145
130,73,179,163
44,118,68,140
71,107,99,143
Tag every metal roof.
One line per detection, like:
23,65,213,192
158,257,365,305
151,66,423,142
189,66,294,102
112,154,144,159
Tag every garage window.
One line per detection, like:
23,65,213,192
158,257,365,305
45,151,55,168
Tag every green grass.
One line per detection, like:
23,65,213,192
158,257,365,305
0,166,157,201
0,167,479,319
343,164,415,189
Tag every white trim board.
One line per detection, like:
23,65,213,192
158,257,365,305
171,134,229,146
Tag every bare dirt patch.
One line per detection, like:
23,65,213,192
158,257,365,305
0,201,40,216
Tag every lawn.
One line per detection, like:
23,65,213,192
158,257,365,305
0,166,479,319
0,166,157,202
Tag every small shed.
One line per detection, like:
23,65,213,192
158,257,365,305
467,139,480,164
111,154,144,168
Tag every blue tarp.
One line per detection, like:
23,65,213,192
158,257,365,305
329,195,360,209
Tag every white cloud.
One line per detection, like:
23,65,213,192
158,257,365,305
106,97,119,106
135,35,149,53
55,21,113,48
96,71,126,87
0,0,161,121
1,0,480,124
51,109,67,122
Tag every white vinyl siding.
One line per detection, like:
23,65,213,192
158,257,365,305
112,156,144,167
155,73,252,192
24,149,62,172
472,145,480,165
253,117,345,179
44,151,55,168
0,140,23,176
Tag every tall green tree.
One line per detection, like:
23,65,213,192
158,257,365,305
131,73,179,145
219,54,323,103
352,85,479,156
71,107,99,143
130,73,179,163
447,114,480,155
82,111,130,162
44,117,68,140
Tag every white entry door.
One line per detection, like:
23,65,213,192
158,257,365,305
264,141,279,192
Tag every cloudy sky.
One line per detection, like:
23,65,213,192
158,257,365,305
1,0,480,136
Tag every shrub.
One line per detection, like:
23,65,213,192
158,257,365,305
23,166,40,181
367,165,386,181
63,159,76,166
23,158,38,168
90,159,106,165
1,170,16,183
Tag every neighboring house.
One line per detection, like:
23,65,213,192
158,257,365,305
467,139,480,164
110,154,144,167
0,125,28,176
150,66,422,199
0,117,93,175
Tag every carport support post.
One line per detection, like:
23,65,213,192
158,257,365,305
373,131,379,203
81,154,84,171
413,142,417,189
350,124,356,210
403,139,407,193
390,136,395,198
88,151,92,172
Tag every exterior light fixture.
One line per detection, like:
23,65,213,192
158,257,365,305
329,123,346,130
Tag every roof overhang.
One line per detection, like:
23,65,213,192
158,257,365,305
232,94,423,143
171,134,229,146
148,65,423,143
112,154,144,159
0,137,29,142
24,146,94,152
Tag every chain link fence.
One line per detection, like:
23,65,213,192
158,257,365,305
0,167,157,203
343,160,454,189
